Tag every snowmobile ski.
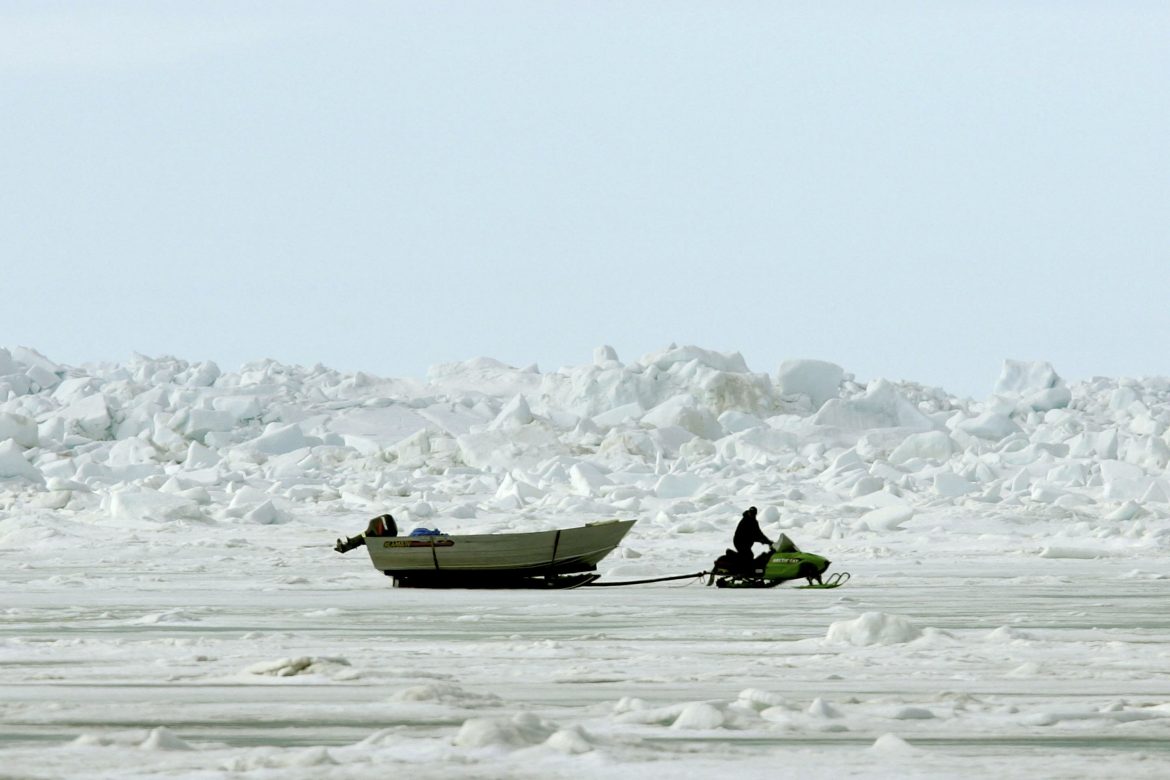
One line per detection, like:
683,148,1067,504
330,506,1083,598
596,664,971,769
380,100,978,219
797,572,851,589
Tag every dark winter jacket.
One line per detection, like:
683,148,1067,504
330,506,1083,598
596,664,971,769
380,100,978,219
733,510,772,556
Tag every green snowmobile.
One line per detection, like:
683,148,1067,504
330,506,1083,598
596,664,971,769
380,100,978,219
708,534,849,589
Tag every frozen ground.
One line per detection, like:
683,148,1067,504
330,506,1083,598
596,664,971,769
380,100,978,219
2,345,1170,778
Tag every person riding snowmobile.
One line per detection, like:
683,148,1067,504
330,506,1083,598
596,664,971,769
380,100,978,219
707,506,775,583
708,508,832,587
733,506,772,561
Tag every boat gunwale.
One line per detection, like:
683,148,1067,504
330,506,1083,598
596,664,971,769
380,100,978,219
366,518,635,546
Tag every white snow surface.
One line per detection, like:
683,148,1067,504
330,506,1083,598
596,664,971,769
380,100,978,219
3,345,1170,778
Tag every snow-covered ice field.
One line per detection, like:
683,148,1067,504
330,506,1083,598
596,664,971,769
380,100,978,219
3,344,1170,778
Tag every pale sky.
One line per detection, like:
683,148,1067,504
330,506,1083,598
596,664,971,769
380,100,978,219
3,1,1167,398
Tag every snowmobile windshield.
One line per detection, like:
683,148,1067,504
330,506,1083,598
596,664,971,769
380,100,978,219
774,534,800,553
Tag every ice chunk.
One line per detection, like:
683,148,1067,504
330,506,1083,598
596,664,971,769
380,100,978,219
994,359,1060,395
993,360,1070,411
449,503,477,519
26,363,61,391
454,712,555,748
11,346,61,374
0,373,32,397
244,500,286,524
814,380,933,431
851,476,883,496
183,441,221,469
737,688,792,710
612,696,648,714
871,733,917,753
958,412,1021,440
829,448,865,475
495,473,545,504
391,429,431,467
654,473,706,498
229,485,272,510
59,393,112,440
642,345,749,373
777,359,845,410
670,702,725,729
0,412,38,448
225,747,338,770
1096,429,1120,460
718,410,764,434
892,706,935,720
641,394,721,439
186,360,220,387
934,472,976,498
46,477,89,492
593,344,620,366
569,462,611,496
698,369,775,416
1104,477,1156,502
489,394,534,430
985,626,1033,642
106,438,158,467
212,395,263,422
244,656,351,678
139,727,192,751
0,440,42,481
826,612,923,645
1022,385,1072,412
544,726,594,753
393,681,499,705
1140,481,1168,503
1105,500,1142,522
592,402,645,429
1100,459,1143,483
888,431,953,464
247,657,310,676
185,409,236,437
250,423,308,455
1046,462,1087,488
1029,483,1067,503
859,505,914,531
107,488,202,522
807,697,842,718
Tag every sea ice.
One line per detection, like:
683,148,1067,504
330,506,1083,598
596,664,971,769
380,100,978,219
3,344,1170,778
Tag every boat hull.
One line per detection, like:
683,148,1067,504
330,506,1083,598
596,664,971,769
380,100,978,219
365,519,636,586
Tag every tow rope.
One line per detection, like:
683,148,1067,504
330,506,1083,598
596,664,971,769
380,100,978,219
584,571,709,587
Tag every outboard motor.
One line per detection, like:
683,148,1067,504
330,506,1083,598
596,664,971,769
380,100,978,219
335,513,398,554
